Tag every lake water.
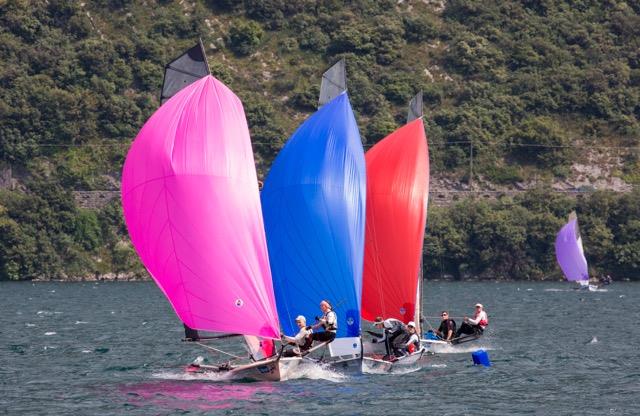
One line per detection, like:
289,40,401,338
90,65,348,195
1,281,638,415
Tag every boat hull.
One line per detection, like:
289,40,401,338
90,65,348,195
362,348,428,373
422,334,482,353
323,356,362,375
188,356,302,382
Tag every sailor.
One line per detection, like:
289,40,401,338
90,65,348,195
435,311,457,341
372,316,406,356
281,315,313,357
401,321,421,355
309,300,337,343
456,303,488,337
600,274,612,285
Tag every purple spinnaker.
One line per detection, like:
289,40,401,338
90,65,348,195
555,216,589,282
121,75,279,339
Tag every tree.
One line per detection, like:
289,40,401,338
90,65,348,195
227,20,264,56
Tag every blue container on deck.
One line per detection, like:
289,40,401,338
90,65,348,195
472,349,491,367
424,330,439,341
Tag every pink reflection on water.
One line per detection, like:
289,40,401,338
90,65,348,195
121,380,276,411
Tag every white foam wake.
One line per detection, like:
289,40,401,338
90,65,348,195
285,360,348,382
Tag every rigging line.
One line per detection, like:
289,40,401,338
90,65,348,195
422,317,437,333
195,342,246,360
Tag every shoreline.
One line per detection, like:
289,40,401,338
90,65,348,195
7,277,633,283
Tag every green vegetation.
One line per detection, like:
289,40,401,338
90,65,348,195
425,188,640,280
0,0,638,280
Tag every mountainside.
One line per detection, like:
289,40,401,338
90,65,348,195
1,0,639,281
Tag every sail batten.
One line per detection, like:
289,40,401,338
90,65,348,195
122,75,279,339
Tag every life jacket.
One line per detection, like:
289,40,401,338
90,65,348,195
407,343,416,353
322,310,338,332
478,312,488,328
300,335,313,351
392,330,411,348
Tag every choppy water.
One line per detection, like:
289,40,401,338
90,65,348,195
1,281,638,415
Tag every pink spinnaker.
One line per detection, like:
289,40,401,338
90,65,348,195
121,76,280,339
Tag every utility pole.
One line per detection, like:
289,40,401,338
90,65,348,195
469,142,474,191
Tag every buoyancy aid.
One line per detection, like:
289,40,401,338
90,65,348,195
322,310,338,332
477,311,488,328
300,335,314,351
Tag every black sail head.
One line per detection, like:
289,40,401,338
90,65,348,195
318,58,347,108
407,91,423,123
160,39,211,104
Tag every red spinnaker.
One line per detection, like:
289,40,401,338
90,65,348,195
361,118,429,324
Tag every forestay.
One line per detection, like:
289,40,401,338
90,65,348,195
121,75,280,339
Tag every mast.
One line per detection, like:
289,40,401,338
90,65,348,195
411,91,425,335
318,58,347,107
160,38,211,104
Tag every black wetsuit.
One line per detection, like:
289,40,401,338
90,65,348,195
437,319,457,341
383,320,405,356
283,336,313,357
456,322,483,337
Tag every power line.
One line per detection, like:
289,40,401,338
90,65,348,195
22,141,640,150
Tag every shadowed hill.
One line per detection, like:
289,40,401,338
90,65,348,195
0,0,638,281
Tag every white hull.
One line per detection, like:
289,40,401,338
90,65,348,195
188,356,302,382
421,334,482,354
188,339,363,380
362,347,428,373
323,336,362,374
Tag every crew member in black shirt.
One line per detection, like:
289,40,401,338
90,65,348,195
435,311,456,341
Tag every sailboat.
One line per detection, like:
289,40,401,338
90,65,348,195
360,93,430,372
261,59,367,373
555,212,598,291
121,42,302,381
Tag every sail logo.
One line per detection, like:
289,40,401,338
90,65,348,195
235,298,244,308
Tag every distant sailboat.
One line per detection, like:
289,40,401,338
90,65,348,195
555,212,597,291
261,59,367,373
360,93,430,372
122,43,300,381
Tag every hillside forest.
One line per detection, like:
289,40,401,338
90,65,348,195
0,0,639,281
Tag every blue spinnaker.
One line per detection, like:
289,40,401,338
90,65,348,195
261,92,366,338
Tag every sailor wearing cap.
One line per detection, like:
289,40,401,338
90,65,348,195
403,321,421,354
372,316,405,355
281,315,313,357
456,303,489,337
